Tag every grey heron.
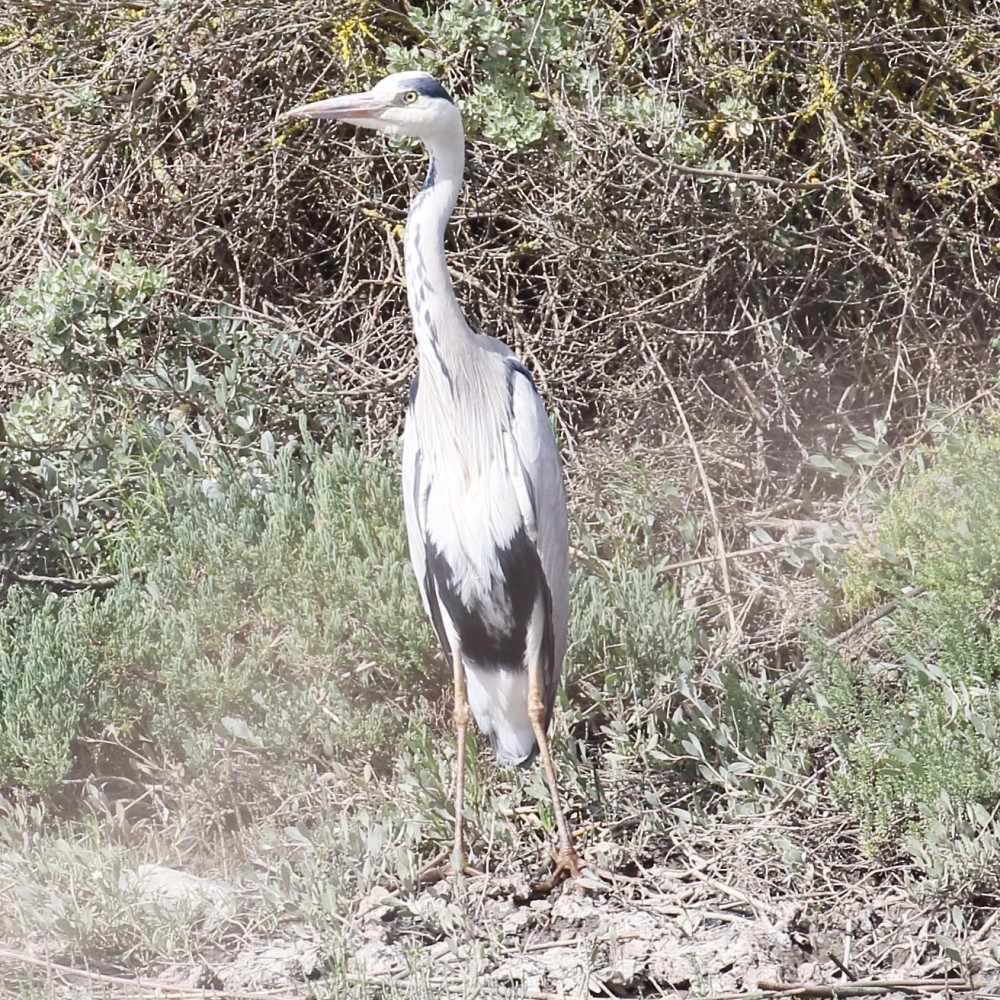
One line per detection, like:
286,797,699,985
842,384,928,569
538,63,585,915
286,71,582,884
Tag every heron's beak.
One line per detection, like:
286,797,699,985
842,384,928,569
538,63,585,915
283,91,389,121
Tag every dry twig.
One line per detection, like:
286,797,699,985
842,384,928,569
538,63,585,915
829,588,927,646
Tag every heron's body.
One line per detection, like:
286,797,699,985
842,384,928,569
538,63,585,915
286,71,580,881
403,327,568,765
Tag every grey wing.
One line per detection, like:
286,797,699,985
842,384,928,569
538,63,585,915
503,360,570,705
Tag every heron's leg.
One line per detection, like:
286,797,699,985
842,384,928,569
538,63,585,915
451,644,470,868
527,658,583,888
417,647,483,884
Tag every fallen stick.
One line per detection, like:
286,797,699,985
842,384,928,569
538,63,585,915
828,586,927,645
757,978,976,997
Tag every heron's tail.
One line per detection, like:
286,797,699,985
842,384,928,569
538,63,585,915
464,663,538,767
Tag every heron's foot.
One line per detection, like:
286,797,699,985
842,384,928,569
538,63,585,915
416,853,484,884
531,842,586,894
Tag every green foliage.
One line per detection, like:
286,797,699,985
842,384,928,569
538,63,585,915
383,0,713,156
0,239,167,577
125,433,436,781
0,237,328,587
163,304,309,448
808,644,1000,844
385,0,591,148
1,251,165,582
799,421,1000,858
7,241,168,375
0,428,439,811
877,427,1000,602
837,422,1000,632
0,588,115,789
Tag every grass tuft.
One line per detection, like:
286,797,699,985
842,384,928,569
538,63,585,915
797,421,1000,866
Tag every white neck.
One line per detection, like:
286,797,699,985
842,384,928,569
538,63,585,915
403,129,472,385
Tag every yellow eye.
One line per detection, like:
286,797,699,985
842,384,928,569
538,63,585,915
402,90,418,104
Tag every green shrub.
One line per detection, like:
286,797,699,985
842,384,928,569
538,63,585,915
801,421,1000,852
0,588,117,790
1,238,324,589
0,425,437,804
1,243,170,583
7,242,168,376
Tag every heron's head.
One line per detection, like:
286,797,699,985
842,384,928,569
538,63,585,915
284,71,462,144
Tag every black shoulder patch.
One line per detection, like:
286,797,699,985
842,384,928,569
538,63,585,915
425,528,545,673
411,76,454,104
505,357,535,387
408,373,419,410
504,357,536,414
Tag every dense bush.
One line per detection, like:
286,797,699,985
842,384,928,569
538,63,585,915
3,0,997,418
0,237,316,586
4,0,998,586
801,421,1000,855
0,425,704,817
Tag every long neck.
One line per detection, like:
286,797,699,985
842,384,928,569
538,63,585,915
403,132,471,385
